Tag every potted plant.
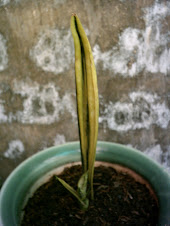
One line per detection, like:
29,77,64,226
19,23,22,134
0,15,170,225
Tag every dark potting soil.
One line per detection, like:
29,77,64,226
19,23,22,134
21,165,159,226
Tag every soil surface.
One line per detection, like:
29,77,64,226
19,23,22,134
21,165,159,226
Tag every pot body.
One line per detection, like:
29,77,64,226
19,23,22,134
0,141,170,226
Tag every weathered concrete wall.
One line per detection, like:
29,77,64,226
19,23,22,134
0,0,170,186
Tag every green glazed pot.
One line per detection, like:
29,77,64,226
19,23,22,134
0,141,170,226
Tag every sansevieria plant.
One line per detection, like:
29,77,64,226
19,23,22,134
56,14,99,210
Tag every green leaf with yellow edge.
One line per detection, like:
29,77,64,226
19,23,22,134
70,14,99,199
70,15,88,173
77,171,88,200
56,176,89,210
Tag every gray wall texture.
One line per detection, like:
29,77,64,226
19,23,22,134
0,0,170,186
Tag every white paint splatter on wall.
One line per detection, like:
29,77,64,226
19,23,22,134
3,140,25,159
0,80,76,124
144,144,162,163
0,103,8,123
127,143,170,174
30,29,74,74
93,1,170,77
0,1,169,136
1,84,169,131
144,144,170,174
0,33,8,71
0,81,76,124
54,134,66,146
12,80,76,124
99,92,170,132
0,0,21,6
0,0,10,7
0,89,8,123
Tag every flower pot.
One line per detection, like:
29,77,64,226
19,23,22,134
0,141,170,225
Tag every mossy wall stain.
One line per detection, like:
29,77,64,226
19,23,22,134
0,0,169,183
